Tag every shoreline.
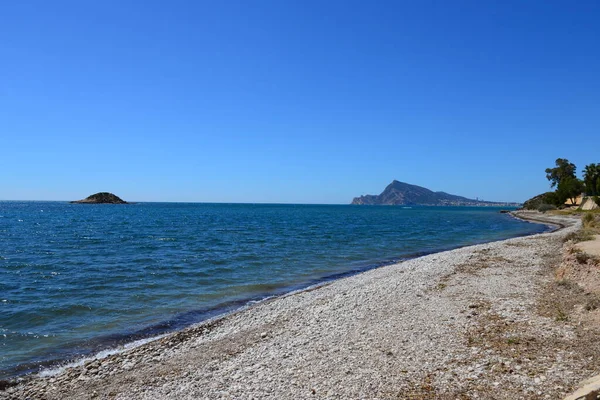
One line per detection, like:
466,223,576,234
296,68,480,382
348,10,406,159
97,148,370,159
1,212,586,399
509,210,568,231
0,212,550,384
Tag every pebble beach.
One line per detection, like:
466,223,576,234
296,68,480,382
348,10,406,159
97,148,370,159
4,212,597,400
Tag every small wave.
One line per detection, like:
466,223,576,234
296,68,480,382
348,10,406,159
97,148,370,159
0,202,548,382
246,295,275,305
37,334,168,378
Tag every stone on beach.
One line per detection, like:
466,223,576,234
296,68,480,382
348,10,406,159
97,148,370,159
3,212,595,400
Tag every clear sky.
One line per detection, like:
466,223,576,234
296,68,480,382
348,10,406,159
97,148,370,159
1,0,599,203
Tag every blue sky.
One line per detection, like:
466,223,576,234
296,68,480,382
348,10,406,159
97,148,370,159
1,0,599,203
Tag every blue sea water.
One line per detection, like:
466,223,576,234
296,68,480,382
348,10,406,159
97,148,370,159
0,202,547,380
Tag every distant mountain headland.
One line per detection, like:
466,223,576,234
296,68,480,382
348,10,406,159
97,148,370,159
351,180,520,207
70,192,129,204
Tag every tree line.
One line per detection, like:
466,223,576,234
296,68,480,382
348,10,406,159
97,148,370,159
543,158,600,207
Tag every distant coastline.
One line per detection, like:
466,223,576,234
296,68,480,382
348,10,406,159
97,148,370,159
352,180,521,207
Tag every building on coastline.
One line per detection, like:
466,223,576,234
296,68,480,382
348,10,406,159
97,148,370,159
564,194,584,207
564,194,599,210
580,197,600,210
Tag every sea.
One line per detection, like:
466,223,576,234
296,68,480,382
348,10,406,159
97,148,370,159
0,201,548,380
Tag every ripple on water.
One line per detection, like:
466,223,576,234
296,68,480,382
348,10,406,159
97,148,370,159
0,202,548,380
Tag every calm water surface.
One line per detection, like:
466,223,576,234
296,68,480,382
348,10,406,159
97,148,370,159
0,202,547,379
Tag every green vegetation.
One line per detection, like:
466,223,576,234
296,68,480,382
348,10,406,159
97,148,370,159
557,176,584,206
563,213,600,243
70,192,129,204
583,163,600,196
537,204,557,213
563,229,595,243
583,212,596,228
545,158,576,189
524,158,600,209
555,306,569,322
506,337,520,345
522,192,558,210
544,158,583,206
